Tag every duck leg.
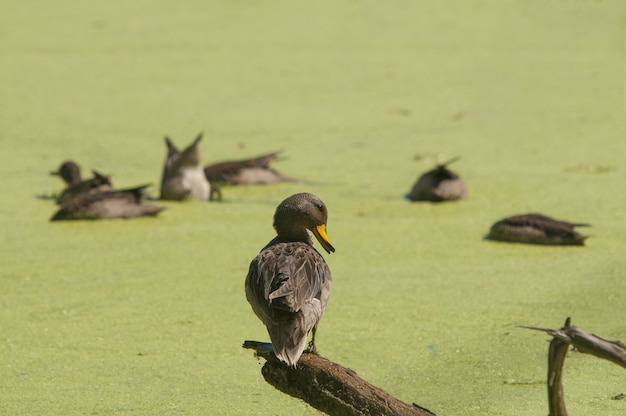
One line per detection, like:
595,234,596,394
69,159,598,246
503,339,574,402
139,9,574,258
306,325,318,355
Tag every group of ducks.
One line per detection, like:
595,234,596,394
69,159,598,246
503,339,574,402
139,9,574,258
47,134,590,247
43,134,591,367
406,157,589,246
47,133,298,220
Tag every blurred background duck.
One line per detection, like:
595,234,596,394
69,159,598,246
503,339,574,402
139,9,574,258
486,213,590,245
50,160,113,204
50,184,164,221
160,133,211,201
407,156,468,202
204,150,299,196
245,192,335,367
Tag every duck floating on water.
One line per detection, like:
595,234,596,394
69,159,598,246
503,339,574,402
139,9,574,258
408,157,468,202
487,213,590,246
50,160,113,204
204,150,299,187
50,184,164,221
245,192,335,366
160,133,211,201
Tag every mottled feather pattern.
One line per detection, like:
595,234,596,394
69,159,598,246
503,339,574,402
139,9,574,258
251,242,329,317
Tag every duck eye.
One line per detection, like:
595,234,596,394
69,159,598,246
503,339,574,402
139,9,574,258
315,203,324,212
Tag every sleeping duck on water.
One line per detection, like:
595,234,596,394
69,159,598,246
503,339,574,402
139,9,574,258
408,157,468,202
204,150,299,187
486,213,590,246
49,160,164,221
50,184,164,221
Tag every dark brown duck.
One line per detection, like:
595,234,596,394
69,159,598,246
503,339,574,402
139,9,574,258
50,161,113,204
245,193,335,367
408,157,468,202
160,133,211,201
50,185,164,221
487,213,590,246
204,150,299,186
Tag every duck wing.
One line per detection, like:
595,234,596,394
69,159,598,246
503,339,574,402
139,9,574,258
246,242,331,321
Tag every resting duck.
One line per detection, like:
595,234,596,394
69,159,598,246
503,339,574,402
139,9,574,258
407,157,468,202
50,160,113,204
487,213,590,246
160,133,211,201
245,193,335,366
50,185,164,221
204,150,299,186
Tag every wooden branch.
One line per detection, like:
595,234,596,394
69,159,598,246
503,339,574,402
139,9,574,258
547,333,570,416
521,317,626,416
549,327,626,369
243,341,436,416
520,317,626,369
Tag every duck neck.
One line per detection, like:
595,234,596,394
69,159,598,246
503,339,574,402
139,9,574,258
271,224,313,247
262,232,311,252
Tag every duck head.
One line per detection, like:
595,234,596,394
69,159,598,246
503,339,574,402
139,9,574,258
50,161,82,186
273,192,335,254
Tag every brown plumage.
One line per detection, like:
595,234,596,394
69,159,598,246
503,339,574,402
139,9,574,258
487,213,590,246
245,193,335,366
408,157,468,202
50,185,164,221
204,150,299,186
160,133,211,201
50,161,113,204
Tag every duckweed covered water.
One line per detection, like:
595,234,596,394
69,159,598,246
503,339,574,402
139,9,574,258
1,1,625,415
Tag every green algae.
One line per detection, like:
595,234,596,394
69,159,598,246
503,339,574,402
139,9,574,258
1,1,625,415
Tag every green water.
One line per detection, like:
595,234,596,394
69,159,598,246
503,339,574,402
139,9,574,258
1,1,625,415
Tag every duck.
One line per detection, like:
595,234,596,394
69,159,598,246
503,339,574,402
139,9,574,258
204,150,299,187
160,133,211,201
486,213,590,245
50,160,113,204
50,184,165,221
407,157,468,202
245,192,335,366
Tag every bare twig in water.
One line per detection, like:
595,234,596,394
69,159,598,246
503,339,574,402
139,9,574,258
521,317,626,416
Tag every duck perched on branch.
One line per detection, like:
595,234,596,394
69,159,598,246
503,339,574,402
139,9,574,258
245,193,335,367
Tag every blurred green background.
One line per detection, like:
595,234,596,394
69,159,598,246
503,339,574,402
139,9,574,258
1,1,624,415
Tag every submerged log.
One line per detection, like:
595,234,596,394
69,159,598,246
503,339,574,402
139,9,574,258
243,341,435,416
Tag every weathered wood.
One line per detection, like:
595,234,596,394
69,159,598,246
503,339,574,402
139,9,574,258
243,341,435,416
521,317,626,416
548,326,626,369
547,332,569,416
520,317,626,369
